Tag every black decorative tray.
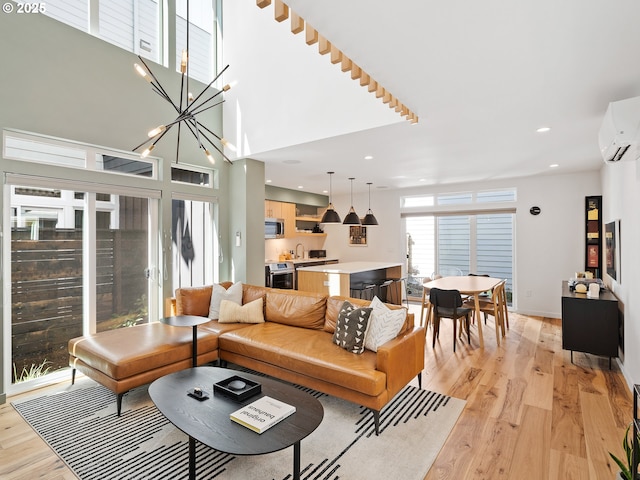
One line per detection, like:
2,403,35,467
213,375,261,402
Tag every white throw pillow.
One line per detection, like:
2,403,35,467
208,282,243,319
364,296,407,352
218,298,264,324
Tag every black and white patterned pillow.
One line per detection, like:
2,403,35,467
332,301,373,354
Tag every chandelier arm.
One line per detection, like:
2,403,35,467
191,120,232,163
176,121,182,164
190,99,225,118
150,87,176,108
186,64,230,112
132,124,174,152
188,89,224,115
194,119,221,141
179,70,186,113
137,56,177,109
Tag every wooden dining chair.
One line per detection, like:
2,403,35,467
419,277,432,330
429,287,473,352
465,280,507,340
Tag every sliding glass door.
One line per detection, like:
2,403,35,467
405,213,514,305
7,181,158,390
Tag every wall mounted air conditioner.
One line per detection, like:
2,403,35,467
599,95,640,163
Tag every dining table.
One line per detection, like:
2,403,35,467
423,276,503,348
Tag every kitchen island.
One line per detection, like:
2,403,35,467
296,261,403,304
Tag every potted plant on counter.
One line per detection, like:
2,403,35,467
610,423,639,480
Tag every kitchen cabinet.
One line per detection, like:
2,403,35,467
281,202,296,238
264,200,296,238
561,281,618,368
265,200,282,219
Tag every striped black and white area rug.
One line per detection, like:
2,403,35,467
13,375,464,480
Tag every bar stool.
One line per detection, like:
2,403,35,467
375,279,394,302
350,282,376,300
385,277,408,307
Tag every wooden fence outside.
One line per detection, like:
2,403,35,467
11,228,147,381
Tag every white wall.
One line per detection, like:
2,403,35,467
221,0,401,158
601,159,640,386
324,171,602,318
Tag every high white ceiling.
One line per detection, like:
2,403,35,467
241,0,640,195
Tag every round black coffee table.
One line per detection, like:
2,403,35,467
149,367,324,480
159,315,210,367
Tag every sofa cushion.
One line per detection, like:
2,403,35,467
364,296,407,352
209,282,243,319
175,285,213,317
324,296,370,333
332,301,372,354
68,322,218,380
242,284,269,304
218,323,386,397
218,298,264,324
265,290,327,329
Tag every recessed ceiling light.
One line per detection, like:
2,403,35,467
266,179,272,183
549,164,559,168
297,185,304,189
364,155,373,160
419,178,426,182
536,127,551,133
322,190,328,194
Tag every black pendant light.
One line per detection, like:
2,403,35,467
343,177,361,225
320,171,341,223
362,182,379,226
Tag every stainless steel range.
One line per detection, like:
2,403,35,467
265,261,295,289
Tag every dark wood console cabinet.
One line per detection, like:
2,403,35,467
561,281,618,368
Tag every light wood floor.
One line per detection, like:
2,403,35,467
0,310,633,480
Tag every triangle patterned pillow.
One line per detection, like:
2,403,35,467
332,301,373,354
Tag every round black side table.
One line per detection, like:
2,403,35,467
159,315,210,367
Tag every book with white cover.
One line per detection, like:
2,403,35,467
230,395,296,434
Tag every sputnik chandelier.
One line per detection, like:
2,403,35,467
132,0,235,164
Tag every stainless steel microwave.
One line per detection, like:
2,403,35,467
265,218,285,239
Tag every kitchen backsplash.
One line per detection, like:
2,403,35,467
265,236,327,262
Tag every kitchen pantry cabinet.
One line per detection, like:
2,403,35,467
264,200,296,238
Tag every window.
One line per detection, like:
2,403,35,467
402,189,515,208
405,213,514,304
172,197,217,290
99,0,160,62
176,0,215,84
4,131,158,179
33,0,217,73
172,165,213,186
8,181,158,389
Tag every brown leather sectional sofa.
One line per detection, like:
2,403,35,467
69,283,425,433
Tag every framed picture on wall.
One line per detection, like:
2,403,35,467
349,226,367,246
605,220,620,282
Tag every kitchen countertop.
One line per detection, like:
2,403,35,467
264,258,339,265
291,258,338,265
296,261,402,274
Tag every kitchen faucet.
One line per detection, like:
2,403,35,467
295,243,305,259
